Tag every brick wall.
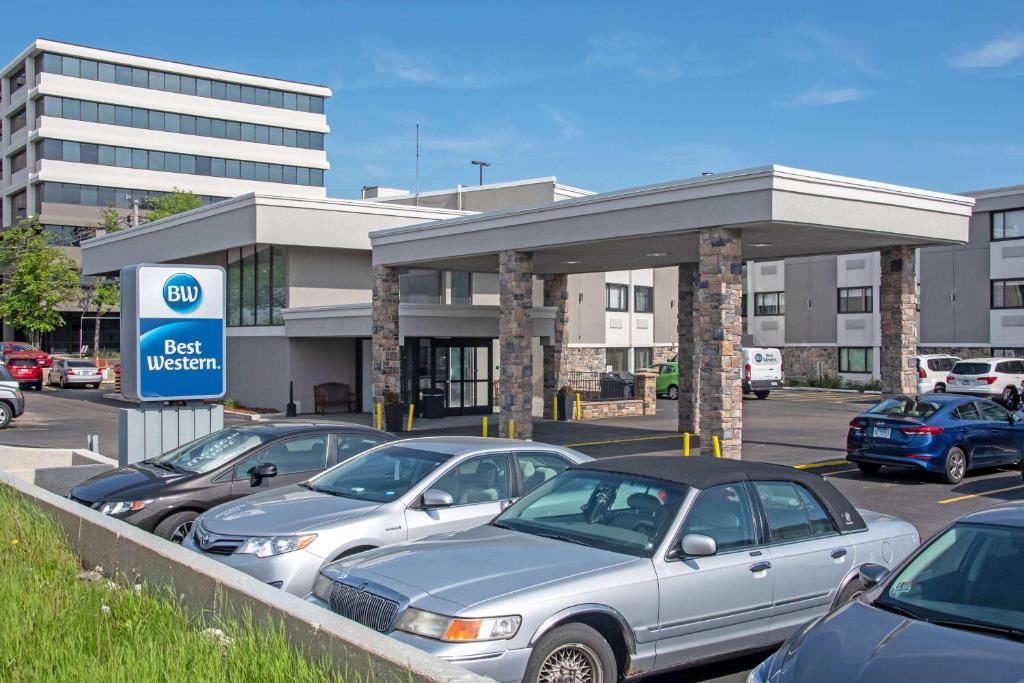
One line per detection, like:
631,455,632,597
564,346,607,374
783,346,838,380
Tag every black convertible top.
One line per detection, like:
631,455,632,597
574,455,866,532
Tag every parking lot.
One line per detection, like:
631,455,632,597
5,387,1023,682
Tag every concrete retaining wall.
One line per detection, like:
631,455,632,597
0,468,493,683
0,446,118,497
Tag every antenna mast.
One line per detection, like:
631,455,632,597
415,121,420,206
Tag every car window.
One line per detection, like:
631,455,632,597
794,485,836,536
307,444,450,502
980,402,1011,422
680,483,757,552
158,428,271,474
660,365,674,375
516,452,571,495
754,481,834,543
952,402,983,421
335,434,387,462
66,360,95,368
996,362,1011,373
8,358,36,367
257,435,327,475
952,362,991,376
1012,361,1024,374
431,454,511,505
868,397,941,419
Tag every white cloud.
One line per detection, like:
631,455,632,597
545,109,580,141
365,44,521,89
585,33,741,83
949,35,1024,68
780,87,869,108
776,27,877,76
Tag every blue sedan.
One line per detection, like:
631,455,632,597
847,394,1024,484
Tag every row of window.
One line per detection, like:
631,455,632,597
399,270,473,305
754,287,874,315
37,182,226,211
36,53,325,113
37,138,325,187
38,95,325,150
993,209,1024,241
992,279,1024,309
10,107,26,134
226,245,287,327
606,284,654,313
41,224,97,246
839,347,872,373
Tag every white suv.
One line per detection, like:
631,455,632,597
915,354,959,394
946,357,1024,409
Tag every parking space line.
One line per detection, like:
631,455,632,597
794,459,849,470
938,484,1024,505
562,434,681,448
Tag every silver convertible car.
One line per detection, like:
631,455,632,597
305,455,920,683
184,437,590,595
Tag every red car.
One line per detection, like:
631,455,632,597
4,352,43,390
0,342,51,367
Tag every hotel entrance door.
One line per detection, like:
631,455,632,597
432,340,493,415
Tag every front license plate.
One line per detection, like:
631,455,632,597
872,427,891,439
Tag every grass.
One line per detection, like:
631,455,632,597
0,485,347,682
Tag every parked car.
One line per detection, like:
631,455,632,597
69,422,392,543
3,353,43,391
742,347,784,399
847,394,1023,484
748,503,1024,683
915,353,960,394
652,362,679,399
186,437,590,596
946,357,1024,409
305,455,918,683
0,341,51,367
0,364,26,428
47,358,102,389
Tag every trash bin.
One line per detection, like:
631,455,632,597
600,372,634,399
420,388,445,419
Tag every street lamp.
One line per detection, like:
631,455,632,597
470,160,491,186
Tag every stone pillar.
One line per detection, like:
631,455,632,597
635,370,657,415
879,245,918,398
542,273,569,419
696,228,744,459
677,262,699,434
371,265,400,404
499,250,534,439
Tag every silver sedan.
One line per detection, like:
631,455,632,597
184,437,590,596
47,358,102,388
305,455,920,683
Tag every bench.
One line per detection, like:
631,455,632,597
313,382,357,415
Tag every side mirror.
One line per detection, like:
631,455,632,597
249,462,278,487
421,488,454,509
680,533,717,558
858,563,889,590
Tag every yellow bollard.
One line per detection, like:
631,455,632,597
712,435,721,458
509,418,516,440
375,402,383,430
683,432,691,456
553,395,559,422
575,392,582,420
406,404,415,432
482,415,489,437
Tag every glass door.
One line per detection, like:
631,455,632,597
432,339,492,415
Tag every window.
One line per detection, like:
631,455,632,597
925,357,957,372
992,209,1024,241
335,435,386,462
839,347,872,373
516,452,571,495
750,291,779,316
952,402,982,421
980,402,1011,422
606,284,628,312
634,285,654,313
993,348,1024,358
225,245,286,327
35,182,225,210
450,271,472,305
681,484,757,551
838,286,873,313
992,279,1024,309
9,107,26,134
430,454,510,505
634,347,653,370
9,67,26,93
400,270,442,303
11,190,27,220
10,149,27,173
255,436,327,476
606,347,628,373
754,481,834,542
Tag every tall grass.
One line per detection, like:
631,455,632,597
0,486,348,681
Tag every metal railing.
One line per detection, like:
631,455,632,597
565,370,636,401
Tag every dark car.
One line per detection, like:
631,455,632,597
748,503,1024,683
69,422,392,543
847,394,1023,484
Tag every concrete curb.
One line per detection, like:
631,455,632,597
0,470,494,683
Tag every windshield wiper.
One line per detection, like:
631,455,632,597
872,599,928,622
931,618,1024,641
531,530,593,548
490,520,515,531
147,461,179,473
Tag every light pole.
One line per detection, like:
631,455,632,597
471,160,491,186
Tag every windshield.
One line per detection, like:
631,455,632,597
7,358,36,367
952,362,991,376
306,443,451,502
875,522,1024,633
868,397,941,420
66,360,95,368
494,469,689,558
153,428,271,473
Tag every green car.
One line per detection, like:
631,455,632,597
651,362,679,399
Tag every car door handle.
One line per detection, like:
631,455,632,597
749,561,772,573
831,549,848,560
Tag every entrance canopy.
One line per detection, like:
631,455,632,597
369,165,974,272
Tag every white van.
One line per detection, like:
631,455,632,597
743,347,784,399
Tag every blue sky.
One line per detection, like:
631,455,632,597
15,1,1024,197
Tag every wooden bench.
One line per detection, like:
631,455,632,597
313,382,357,415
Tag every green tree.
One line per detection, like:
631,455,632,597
79,206,123,357
0,218,81,347
144,189,203,222
96,205,125,234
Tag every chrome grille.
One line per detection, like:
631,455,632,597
328,582,399,633
194,523,244,556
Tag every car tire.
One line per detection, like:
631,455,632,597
154,511,200,544
857,463,882,476
833,578,866,609
1001,387,1020,411
524,623,617,683
934,383,945,393
0,403,11,429
59,376,67,389
943,446,968,485
754,390,770,400
667,385,678,400
33,381,42,391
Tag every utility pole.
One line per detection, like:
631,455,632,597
124,195,139,228
471,160,491,186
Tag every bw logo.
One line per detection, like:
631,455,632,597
163,273,202,314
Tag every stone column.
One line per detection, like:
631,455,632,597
696,228,744,459
499,250,534,439
879,245,918,398
542,273,569,419
635,370,657,415
677,262,699,434
371,265,400,404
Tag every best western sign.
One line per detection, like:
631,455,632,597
120,265,226,401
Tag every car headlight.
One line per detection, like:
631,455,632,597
14,390,23,399
98,499,154,516
396,608,521,642
312,571,334,601
235,534,317,558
